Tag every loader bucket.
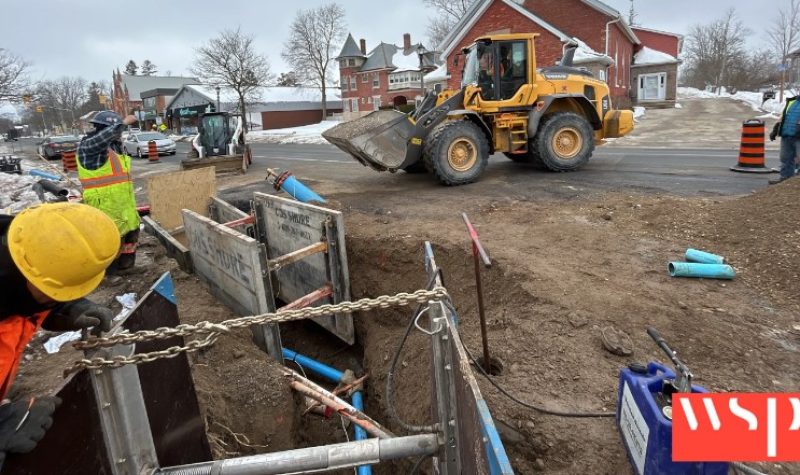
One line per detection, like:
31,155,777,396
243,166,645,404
322,110,414,171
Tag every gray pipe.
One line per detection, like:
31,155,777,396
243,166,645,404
157,434,439,475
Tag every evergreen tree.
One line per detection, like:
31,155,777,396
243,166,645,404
124,60,138,75
141,60,158,76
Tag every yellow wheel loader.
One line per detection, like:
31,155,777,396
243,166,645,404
323,33,634,186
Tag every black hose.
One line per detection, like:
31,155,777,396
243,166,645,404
385,271,442,434
410,453,432,474
441,299,615,419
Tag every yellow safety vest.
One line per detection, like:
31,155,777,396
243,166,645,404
76,150,140,236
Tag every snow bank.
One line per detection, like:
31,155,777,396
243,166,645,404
678,87,785,116
634,106,646,121
246,120,340,145
0,171,43,213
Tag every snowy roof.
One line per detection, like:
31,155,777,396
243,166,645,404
438,0,572,58
119,75,199,100
632,46,679,66
167,85,342,113
393,50,425,72
338,34,365,58
359,42,435,72
570,38,615,66
424,63,449,83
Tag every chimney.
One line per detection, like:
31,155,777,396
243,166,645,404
403,33,411,51
360,38,367,55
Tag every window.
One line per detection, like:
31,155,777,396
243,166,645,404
349,75,356,90
340,59,346,68
342,81,348,92
348,58,356,67
361,97,366,104
373,72,380,88
362,73,368,82
498,41,527,100
350,98,359,112
373,95,381,111
143,97,156,108
598,69,606,81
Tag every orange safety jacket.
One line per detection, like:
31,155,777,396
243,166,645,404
0,311,49,399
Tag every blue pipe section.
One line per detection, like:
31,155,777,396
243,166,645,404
27,169,61,181
282,347,372,475
279,175,326,203
685,248,725,265
669,262,735,280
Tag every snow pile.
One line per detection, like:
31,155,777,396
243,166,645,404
246,120,340,144
392,51,423,72
424,63,449,83
678,87,786,117
0,171,42,213
571,38,614,66
634,47,678,66
633,106,646,121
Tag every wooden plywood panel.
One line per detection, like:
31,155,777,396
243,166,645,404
253,193,353,345
147,167,216,231
182,210,281,359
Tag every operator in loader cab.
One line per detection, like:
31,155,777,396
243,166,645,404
0,203,119,464
77,111,141,274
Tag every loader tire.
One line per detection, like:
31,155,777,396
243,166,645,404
425,121,489,186
403,161,428,174
503,149,546,169
534,112,594,172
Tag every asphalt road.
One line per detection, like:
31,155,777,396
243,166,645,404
6,138,782,199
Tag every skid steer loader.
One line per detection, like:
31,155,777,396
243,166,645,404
323,33,634,186
183,111,252,174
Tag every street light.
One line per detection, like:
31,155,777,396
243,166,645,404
416,44,426,103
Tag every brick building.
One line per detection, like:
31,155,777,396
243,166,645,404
111,70,198,119
433,0,681,108
630,27,682,106
337,33,437,115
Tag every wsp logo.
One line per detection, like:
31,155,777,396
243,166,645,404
673,393,800,462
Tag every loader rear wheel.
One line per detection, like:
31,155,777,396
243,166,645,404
503,149,546,169
425,121,489,186
534,112,594,172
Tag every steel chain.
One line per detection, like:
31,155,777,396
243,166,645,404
65,287,448,376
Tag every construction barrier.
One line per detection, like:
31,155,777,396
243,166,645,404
730,119,776,173
148,140,159,163
61,149,77,172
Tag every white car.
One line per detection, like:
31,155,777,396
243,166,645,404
123,132,177,158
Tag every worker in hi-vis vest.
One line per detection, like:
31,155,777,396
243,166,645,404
77,111,141,273
0,203,118,464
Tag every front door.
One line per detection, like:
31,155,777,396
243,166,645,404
638,73,667,101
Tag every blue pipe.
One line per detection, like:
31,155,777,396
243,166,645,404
669,262,735,280
27,169,61,181
278,175,326,203
685,248,725,265
282,347,373,475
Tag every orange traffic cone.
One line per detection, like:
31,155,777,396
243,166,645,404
730,119,777,173
61,149,77,172
147,140,160,163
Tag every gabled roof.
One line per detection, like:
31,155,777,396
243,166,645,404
119,75,199,100
337,34,365,59
438,0,572,59
361,43,397,71
579,0,640,45
630,26,683,39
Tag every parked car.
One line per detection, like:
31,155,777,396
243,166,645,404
38,135,80,160
123,132,177,158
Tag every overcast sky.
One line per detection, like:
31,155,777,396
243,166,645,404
0,0,780,84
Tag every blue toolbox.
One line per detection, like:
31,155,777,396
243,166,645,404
616,328,729,475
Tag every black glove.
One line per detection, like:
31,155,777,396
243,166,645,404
43,298,113,335
769,130,777,141
0,396,61,461
770,122,780,141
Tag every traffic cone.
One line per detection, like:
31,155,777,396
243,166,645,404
730,119,777,173
61,149,77,172
147,140,160,163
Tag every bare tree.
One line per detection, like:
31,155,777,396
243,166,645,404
35,76,88,131
277,72,300,87
767,0,800,100
424,0,474,48
684,9,751,92
0,49,32,102
141,59,158,76
192,28,272,131
282,3,347,118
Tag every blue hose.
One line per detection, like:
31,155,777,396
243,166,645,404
278,175,326,203
28,169,61,181
282,347,373,475
685,249,725,265
669,262,735,280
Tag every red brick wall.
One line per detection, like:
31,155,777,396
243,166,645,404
445,0,564,89
607,22,634,108
632,28,680,58
261,109,343,130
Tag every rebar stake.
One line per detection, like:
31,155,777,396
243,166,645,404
461,212,493,374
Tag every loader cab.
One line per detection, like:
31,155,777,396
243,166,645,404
197,112,242,157
462,37,532,104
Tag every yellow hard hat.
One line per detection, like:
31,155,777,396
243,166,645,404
7,202,121,302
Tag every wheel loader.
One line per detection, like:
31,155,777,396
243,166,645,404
323,33,634,186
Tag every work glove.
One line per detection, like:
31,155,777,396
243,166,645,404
0,396,61,464
769,130,777,141
43,298,113,335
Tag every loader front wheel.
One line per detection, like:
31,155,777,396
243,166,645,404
426,121,489,186
534,112,594,172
